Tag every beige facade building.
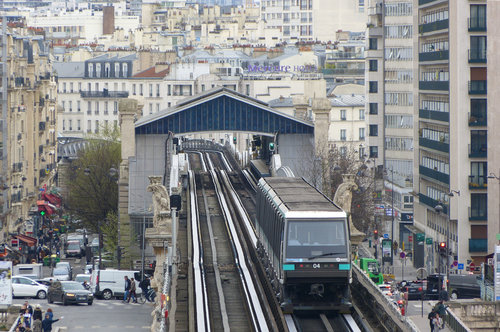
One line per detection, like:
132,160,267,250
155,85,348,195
366,0,415,256
260,0,367,43
412,0,488,272
2,26,58,238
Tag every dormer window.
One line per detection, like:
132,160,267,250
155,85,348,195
105,63,110,77
96,63,101,78
122,63,128,77
114,63,120,78
88,63,94,77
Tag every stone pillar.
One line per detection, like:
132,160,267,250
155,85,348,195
293,96,309,120
311,98,331,156
118,99,140,269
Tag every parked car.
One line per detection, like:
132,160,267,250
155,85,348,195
55,262,73,280
90,269,142,300
34,279,52,287
74,274,90,284
47,281,93,305
66,240,84,258
52,268,70,281
12,276,48,299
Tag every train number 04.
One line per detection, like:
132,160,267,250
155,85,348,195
312,263,321,269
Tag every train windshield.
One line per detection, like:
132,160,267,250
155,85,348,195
286,220,347,259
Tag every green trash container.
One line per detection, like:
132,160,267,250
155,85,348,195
43,256,50,266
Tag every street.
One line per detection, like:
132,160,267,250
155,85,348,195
13,255,154,331
13,297,154,330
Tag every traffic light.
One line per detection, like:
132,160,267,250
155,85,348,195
439,242,446,253
233,136,237,144
40,211,45,216
373,229,378,239
269,142,275,152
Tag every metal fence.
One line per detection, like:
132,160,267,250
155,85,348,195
444,308,473,332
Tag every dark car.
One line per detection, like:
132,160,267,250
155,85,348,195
35,279,52,287
48,281,93,305
403,283,425,300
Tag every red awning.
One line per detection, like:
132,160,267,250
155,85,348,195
14,234,37,247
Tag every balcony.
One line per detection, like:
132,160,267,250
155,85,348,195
469,175,487,189
419,0,444,5
419,50,449,62
419,109,449,122
419,19,449,34
419,81,449,91
367,26,383,37
468,112,487,126
419,137,449,153
419,193,447,214
469,239,487,253
419,165,449,185
468,18,486,32
469,80,487,94
469,49,487,63
469,144,487,158
80,90,129,98
321,68,365,76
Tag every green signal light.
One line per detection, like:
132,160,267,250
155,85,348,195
40,211,45,216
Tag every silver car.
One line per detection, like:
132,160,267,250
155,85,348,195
53,268,70,281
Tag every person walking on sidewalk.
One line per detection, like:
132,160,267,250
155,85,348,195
428,308,436,331
127,278,137,303
42,313,61,332
432,313,443,331
123,276,131,302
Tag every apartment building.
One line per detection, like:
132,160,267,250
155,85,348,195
412,0,488,272
260,0,367,43
366,0,415,258
2,27,58,237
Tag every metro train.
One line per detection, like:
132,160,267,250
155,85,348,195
255,177,352,313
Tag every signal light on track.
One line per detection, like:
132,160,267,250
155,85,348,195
269,142,275,152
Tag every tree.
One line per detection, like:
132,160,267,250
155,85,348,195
66,126,121,234
327,145,375,235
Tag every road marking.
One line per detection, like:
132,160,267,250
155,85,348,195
142,326,150,329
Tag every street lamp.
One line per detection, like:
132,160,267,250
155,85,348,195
487,172,500,244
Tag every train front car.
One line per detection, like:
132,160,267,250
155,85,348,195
255,177,352,314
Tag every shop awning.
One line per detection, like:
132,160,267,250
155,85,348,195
14,234,37,247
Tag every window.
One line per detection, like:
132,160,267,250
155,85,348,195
369,103,378,115
470,162,487,186
88,63,94,77
384,25,412,39
104,101,108,115
369,38,377,50
470,99,487,123
369,81,378,93
114,63,120,78
385,2,412,16
78,82,82,92
340,109,347,120
77,101,81,112
149,103,153,115
62,120,65,131
359,128,365,140
114,102,118,115
77,120,81,131
470,193,487,219
470,130,487,154
470,36,487,61
88,120,91,133
114,120,118,129
70,83,73,92
122,63,128,77
88,83,91,92
369,60,378,72
156,84,160,97
95,120,99,133
340,129,346,141
470,5,486,30
369,146,378,158
385,115,413,128
385,47,413,60
359,109,365,120
369,124,378,136
96,63,101,77
69,101,72,112
149,84,153,97
156,103,160,113
105,63,110,77
385,92,413,106
132,84,136,95
61,101,65,111
140,84,143,96
340,146,347,156
95,101,99,115
69,120,72,131
87,101,91,115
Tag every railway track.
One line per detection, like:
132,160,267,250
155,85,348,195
187,151,270,331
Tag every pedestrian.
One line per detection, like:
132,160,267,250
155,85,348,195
33,304,43,321
33,315,42,332
46,308,53,320
42,313,61,332
24,301,33,316
432,312,443,331
127,278,137,303
139,275,151,301
123,276,131,302
428,308,436,331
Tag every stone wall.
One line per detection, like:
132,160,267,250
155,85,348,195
447,301,500,331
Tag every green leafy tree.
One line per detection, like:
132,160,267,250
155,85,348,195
66,125,121,234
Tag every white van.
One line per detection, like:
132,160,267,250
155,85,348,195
90,269,142,300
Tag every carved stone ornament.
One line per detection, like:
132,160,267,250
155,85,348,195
147,176,172,233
